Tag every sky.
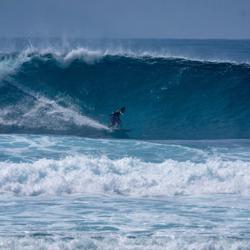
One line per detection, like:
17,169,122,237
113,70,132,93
0,0,250,39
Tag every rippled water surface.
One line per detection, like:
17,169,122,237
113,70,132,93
0,134,250,249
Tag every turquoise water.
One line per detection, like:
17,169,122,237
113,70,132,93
1,39,250,249
0,134,250,249
1,195,250,249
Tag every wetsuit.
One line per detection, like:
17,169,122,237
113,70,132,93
109,111,122,128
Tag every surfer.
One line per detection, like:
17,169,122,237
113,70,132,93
109,107,126,128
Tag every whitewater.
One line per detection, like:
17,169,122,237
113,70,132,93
0,39,250,249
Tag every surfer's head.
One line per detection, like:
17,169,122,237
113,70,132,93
120,107,126,114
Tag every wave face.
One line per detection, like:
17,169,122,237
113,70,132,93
0,44,250,139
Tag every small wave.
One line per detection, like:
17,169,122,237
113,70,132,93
0,154,249,197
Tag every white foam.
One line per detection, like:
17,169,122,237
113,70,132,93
21,96,107,130
64,48,105,64
0,235,248,250
0,154,249,197
0,53,29,81
0,79,108,131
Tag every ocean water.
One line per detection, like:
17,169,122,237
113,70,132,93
0,39,250,249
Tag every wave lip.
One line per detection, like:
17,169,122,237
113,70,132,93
0,154,249,197
1,46,249,69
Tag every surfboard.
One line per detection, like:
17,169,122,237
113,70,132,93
109,128,131,133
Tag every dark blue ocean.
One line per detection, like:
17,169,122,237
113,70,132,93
0,39,250,249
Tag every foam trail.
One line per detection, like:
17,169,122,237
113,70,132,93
22,96,108,130
1,80,108,131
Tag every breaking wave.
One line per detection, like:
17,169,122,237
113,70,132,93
1,154,249,197
0,47,250,139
